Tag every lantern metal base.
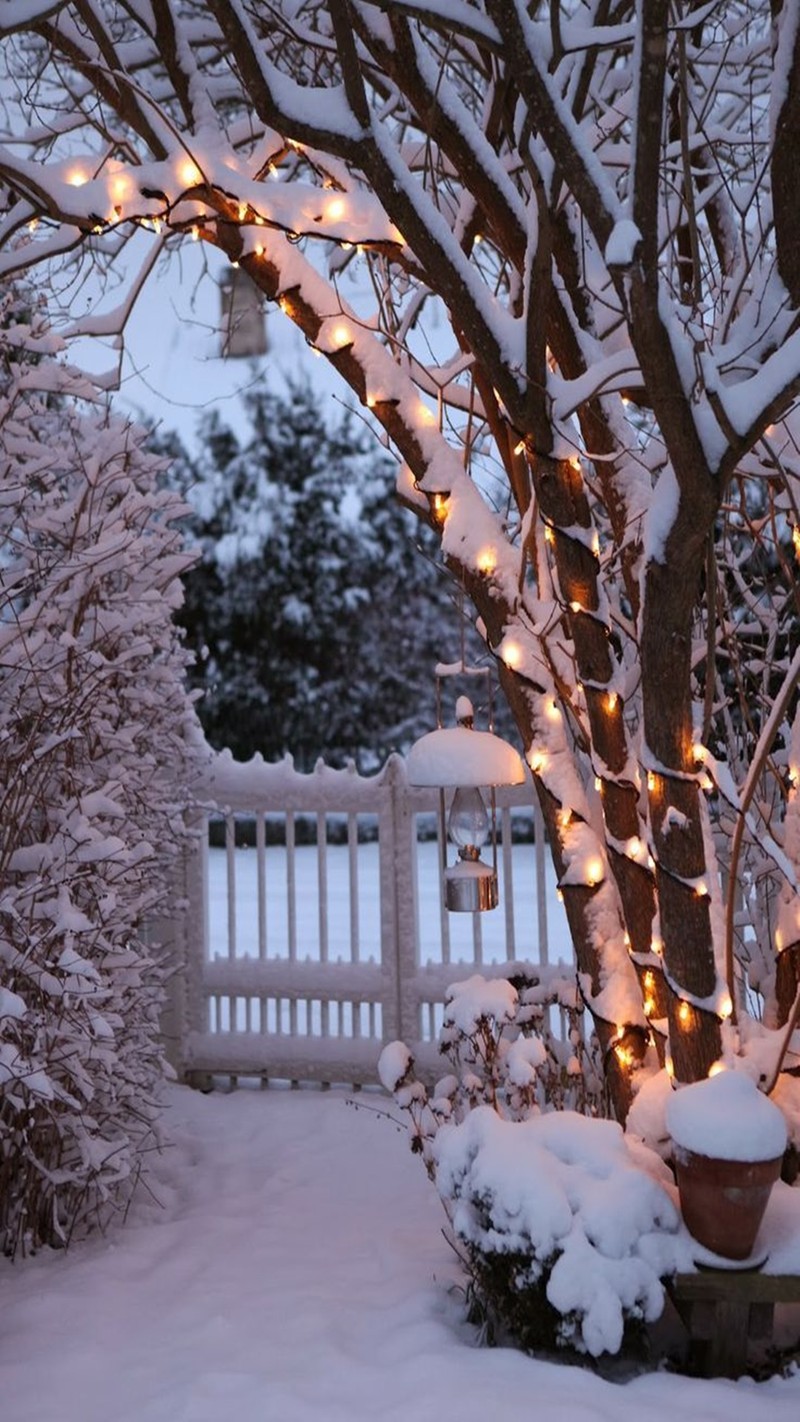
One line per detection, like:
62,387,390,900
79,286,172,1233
444,860,498,912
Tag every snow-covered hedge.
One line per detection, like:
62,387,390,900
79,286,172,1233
0,305,200,1256
380,974,679,1360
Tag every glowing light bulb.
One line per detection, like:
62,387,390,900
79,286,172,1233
651,935,663,955
545,698,560,722
594,776,602,792
695,880,708,898
432,494,449,523
177,158,201,186
529,749,547,774
331,323,352,348
569,600,583,614
644,971,655,991
647,771,657,792
678,1000,691,1026
502,641,522,669
644,997,655,1017
605,691,618,712
476,547,497,575
326,198,346,221
67,168,88,187
586,856,604,886
544,525,555,545
191,225,199,241
666,1054,675,1079
708,1060,725,1077
627,836,642,859
513,439,526,456
719,994,733,1020
559,808,571,829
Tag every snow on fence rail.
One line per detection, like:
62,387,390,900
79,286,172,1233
161,751,572,1087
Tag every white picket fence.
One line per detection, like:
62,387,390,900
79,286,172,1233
161,750,572,1087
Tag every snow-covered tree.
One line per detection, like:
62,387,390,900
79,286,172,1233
0,294,199,1256
169,381,459,769
1,1,800,1118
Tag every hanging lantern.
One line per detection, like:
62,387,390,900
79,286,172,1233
407,694,526,912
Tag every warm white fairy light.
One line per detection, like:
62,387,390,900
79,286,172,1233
665,1053,675,1078
594,775,602,792
513,439,526,455
431,493,449,523
719,993,733,1020
708,1060,725,1077
789,765,799,788
586,855,604,886
529,749,548,774
326,197,346,221
605,690,618,712
177,158,201,187
647,770,657,792
476,547,497,575
678,1000,691,1027
501,640,522,669
569,600,583,614
627,835,642,859
558,807,571,829
694,880,708,898
331,322,352,348
544,525,555,546
191,225,199,241
651,934,663,955
545,697,560,722
67,167,88,186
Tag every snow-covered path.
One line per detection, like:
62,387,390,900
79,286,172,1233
1,1085,799,1422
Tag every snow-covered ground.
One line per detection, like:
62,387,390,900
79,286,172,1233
2,1083,799,1422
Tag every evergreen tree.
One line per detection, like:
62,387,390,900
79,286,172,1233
176,382,463,769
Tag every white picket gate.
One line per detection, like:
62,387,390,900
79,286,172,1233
161,750,571,1088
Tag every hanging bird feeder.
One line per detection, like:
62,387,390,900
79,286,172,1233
407,690,526,912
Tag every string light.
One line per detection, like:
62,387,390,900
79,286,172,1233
326,197,346,221
27,217,39,233
67,168,88,186
647,770,657,792
586,855,604,886
665,1054,675,1079
559,807,571,829
594,775,602,792
694,880,708,898
569,455,581,471
529,749,548,774
793,526,800,559
719,994,733,1020
614,1041,635,1068
789,765,799,788
501,640,522,669
605,690,618,712
545,697,560,722
678,1000,692,1027
476,547,497,575
708,1060,725,1077
331,323,352,348
191,225,199,241
513,439,526,455
651,934,663,955
544,525,555,545
431,493,449,522
569,600,583,614
177,158,201,186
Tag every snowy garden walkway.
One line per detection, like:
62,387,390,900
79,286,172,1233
2,1085,800,1422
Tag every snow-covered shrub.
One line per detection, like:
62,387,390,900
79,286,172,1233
380,974,678,1361
0,306,200,1256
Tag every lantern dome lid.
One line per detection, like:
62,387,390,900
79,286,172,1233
406,725,527,788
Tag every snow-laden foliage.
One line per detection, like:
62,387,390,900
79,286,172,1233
0,301,200,1257
1,2,800,1114
162,380,464,769
379,973,680,1359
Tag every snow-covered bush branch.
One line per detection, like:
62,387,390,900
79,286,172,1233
0,297,200,1256
379,974,680,1359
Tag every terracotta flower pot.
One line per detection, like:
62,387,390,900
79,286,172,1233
672,1146,783,1261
